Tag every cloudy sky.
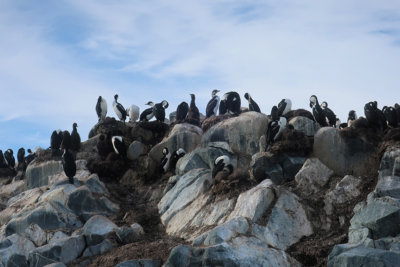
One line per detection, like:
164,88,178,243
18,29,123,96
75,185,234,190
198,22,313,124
0,1,399,156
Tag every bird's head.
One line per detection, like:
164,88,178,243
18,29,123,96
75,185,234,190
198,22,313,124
212,89,220,97
244,93,250,100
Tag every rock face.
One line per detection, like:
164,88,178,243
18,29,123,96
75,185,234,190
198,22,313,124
25,161,63,189
0,234,35,266
200,112,269,156
289,116,320,136
313,127,376,176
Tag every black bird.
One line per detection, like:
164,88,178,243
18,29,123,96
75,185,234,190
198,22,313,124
395,103,400,125
4,149,15,169
169,148,186,173
309,95,328,127
244,93,261,112
206,89,220,118
113,94,127,123
277,99,292,117
17,148,25,165
70,123,81,152
321,101,337,127
219,92,241,115
187,94,200,126
270,106,279,121
212,155,232,179
364,101,387,131
97,133,114,158
0,150,7,168
24,149,36,167
139,101,155,121
176,102,189,122
96,96,107,121
153,100,169,122
382,106,398,128
50,130,63,155
160,147,171,173
112,136,127,159
62,149,76,184
266,117,287,151
61,131,71,151
347,110,357,127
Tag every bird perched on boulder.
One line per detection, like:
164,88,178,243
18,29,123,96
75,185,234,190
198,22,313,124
212,155,234,185
50,130,63,155
169,148,186,173
4,149,15,170
113,94,127,123
17,148,25,170
270,106,279,121
206,89,220,118
219,91,241,115
186,94,200,126
244,93,261,112
61,131,71,151
97,133,114,159
382,106,398,128
126,104,140,123
347,110,357,127
153,100,169,122
112,136,127,159
176,102,189,122
70,123,81,152
140,101,155,121
266,117,287,151
309,95,328,127
24,149,36,168
96,96,107,122
321,101,337,127
160,147,171,173
277,99,292,117
62,149,76,184
364,101,387,131
0,150,8,168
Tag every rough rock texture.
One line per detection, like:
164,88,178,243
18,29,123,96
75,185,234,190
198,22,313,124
82,215,117,246
314,127,376,176
250,152,284,184
378,149,400,179
127,141,146,160
200,112,269,156
295,158,334,196
0,234,35,266
289,116,320,136
115,259,162,267
25,161,63,189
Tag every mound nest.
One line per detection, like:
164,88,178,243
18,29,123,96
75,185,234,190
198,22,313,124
269,129,314,156
209,169,256,200
201,114,234,132
339,125,383,146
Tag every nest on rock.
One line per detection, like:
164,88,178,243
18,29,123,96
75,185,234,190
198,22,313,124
201,114,234,133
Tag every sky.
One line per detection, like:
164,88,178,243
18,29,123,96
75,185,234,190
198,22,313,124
0,0,399,158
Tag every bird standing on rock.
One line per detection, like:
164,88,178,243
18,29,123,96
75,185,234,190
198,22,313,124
160,147,171,173
266,117,287,151
187,94,200,126
153,100,169,122
96,96,107,122
112,136,127,159
126,104,140,123
309,95,328,127
50,130,63,155
113,94,127,123
4,149,15,170
321,101,337,127
244,93,261,113
277,99,292,117
140,101,155,122
176,102,189,122
219,91,241,115
62,149,76,184
61,131,71,151
206,89,220,118
70,123,81,152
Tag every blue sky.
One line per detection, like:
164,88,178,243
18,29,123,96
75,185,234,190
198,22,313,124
1,1,400,157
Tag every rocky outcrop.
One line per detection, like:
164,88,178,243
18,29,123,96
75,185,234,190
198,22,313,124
289,116,320,136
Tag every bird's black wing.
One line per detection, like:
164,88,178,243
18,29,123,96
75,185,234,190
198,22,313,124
206,98,218,117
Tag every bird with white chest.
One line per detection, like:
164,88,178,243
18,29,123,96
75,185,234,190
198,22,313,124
206,89,220,118
113,94,127,123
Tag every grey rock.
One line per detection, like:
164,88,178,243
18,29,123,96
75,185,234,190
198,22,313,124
28,235,85,267
115,224,144,244
24,224,47,247
379,149,400,179
127,141,146,160
25,161,63,189
394,157,400,177
289,116,320,136
82,239,113,257
48,231,69,245
43,263,67,267
0,181,25,208
115,259,162,267
82,215,117,246
282,156,306,181
200,112,269,156
375,175,400,199
81,174,109,195
250,152,284,184
5,253,27,267
295,158,334,196
328,244,400,267
0,234,35,266
314,127,376,176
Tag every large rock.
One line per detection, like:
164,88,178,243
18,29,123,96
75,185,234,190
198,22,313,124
262,190,313,250
0,181,24,208
25,161,63,189
328,244,400,267
250,152,283,184
295,158,334,196
82,215,117,246
201,112,269,156
127,141,146,160
115,259,162,267
165,238,301,267
24,224,47,247
5,253,28,267
379,149,400,179
374,175,400,199
314,127,377,176
28,235,86,267
115,223,144,245
0,234,35,266
82,239,113,257
227,179,275,223
289,116,320,136
149,123,202,164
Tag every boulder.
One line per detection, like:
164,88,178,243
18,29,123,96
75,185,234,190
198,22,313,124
47,231,69,245
282,156,306,181
250,152,284,184
0,181,24,208
115,259,162,267
379,149,400,179
24,224,47,247
289,116,320,136
79,174,109,195
149,123,202,164
25,161,63,189
43,263,67,267
313,127,376,176
295,158,334,196
5,253,27,267
115,223,144,244
127,141,146,160
227,179,275,223
200,112,269,156
0,234,35,266
82,239,113,257
328,244,400,267
28,235,86,266
82,215,117,246
374,175,400,199
262,190,313,250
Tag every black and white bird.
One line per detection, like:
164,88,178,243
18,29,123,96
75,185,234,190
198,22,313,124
126,104,140,123
212,155,233,179
169,148,186,173
4,149,15,169
266,117,287,151
347,110,358,127
187,94,200,126
160,147,171,173
270,106,279,121
321,101,337,127
219,91,241,115
113,94,128,123
0,150,8,168
277,99,292,117
61,131,71,151
50,129,63,155
244,93,261,112
70,123,81,152
382,106,398,128
309,95,328,127
140,101,155,122
153,100,169,122
176,102,189,122
97,133,114,159
62,149,76,184
24,149,36,167
96,96,107,122
112,136,127,159
206,89,220,118
364,101,387,131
